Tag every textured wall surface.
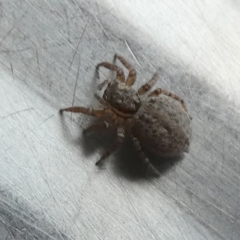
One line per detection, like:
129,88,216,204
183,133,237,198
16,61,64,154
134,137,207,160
1,1,240,239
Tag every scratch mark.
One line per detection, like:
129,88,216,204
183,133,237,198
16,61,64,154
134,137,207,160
125,40,141,67
2,108,34,119
66,181,93,237
33,165,66,240
139,54,156,72
37,114,54,127
87,197,133,239
72,57,81,107
1,47,31,54
110,0,119,15
153,179,235,240
117,179,158,239
63,6,71,43
35,48,43,81
0,178,64,240
95,0,100,16
71,0,84,18
10,63,14,81
0,11,27,45
66,18,89,81
95,16,109,39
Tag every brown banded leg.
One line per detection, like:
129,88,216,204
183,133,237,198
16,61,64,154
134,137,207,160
137,72,158,95
96,127,125,166
148,88,187,111
95,80,109,106
96,62,125,82
97,79,109,91
83,121,111,135
114,54,136,86
94,93,107,106
59,106,108,117
131,133,159,177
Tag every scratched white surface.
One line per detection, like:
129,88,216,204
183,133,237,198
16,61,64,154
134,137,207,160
0,1,240,239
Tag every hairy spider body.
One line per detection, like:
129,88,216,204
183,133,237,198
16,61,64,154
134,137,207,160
60,55,192,177
134,95,191,156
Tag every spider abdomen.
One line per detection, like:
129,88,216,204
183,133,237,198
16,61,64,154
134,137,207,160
133,95,192,156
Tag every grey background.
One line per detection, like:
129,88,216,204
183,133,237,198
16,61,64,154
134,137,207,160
1,1,240,239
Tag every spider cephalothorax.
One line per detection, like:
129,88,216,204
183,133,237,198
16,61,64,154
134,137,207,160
60,54,192,177
103,80,141,114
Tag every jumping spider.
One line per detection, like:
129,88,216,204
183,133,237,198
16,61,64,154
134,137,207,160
60,54,192,177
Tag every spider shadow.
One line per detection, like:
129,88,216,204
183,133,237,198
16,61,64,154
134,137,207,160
77,120,183,180
113,136,184,180
59,112,183,180
58,112,111,157
79,120,117,158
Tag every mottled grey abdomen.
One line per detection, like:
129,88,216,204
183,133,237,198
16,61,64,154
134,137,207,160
133,95,192,156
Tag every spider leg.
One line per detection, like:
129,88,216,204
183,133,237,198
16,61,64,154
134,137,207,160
97,79,110,91
114,54,136,86
148,88,187,111
94,93,107,106
83,121,111,135
59,106,109,117
137,72,158,95
96,62,125,82
131,132,160,177
96,126,125,166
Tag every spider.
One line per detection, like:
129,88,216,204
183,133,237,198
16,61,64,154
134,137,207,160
60,54,192,177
